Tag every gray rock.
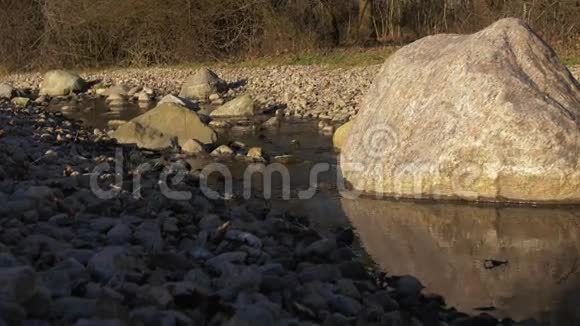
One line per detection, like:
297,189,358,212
158,94,198,110
210,94,257,118
179,68,226,101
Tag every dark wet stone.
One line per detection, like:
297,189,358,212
149,252,193,271
23,287,52,318
338,261,369,280
51,297,97,321
42,258,88,298
323,313,354,326
184,269,212,289
134,221,163,252
226,304,275,326
57,249,95,265
0,301,26,326
0,253,19,268
299,264,340,283
0,266,38,303
328,294,362,316
451,314,499,326
206,251,247,274
364,290,399,312
395,275,424,298
302,239,336,258
199,214,223,230
87,246,129,282
72,320,125,326
106,223,132,245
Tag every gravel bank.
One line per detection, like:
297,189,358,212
4,65,373,122
0,98,529,325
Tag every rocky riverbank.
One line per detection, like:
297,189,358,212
4,64,580,124
3,65,381,123
0,96,530,324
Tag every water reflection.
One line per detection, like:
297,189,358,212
342,198,580,324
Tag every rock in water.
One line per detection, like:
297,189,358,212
109,121,172,150
179,67,226,101
210,94,257,118
110,102,217,149
39,70,87,97
340,18,580,203
181,138,205,154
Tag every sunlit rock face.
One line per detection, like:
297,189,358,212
342,198,580,323
340,18,580,203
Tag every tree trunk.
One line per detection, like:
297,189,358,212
357,0,373,43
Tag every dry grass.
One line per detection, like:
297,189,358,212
0,0,577,72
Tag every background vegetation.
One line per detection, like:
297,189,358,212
0,0,578,72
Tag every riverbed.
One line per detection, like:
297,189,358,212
55,98,580,325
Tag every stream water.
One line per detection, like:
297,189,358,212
52,99,580,325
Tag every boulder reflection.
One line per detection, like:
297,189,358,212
342,198,580,324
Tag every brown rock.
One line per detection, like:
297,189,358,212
110,102,217,149
109,121,172,150
182,139,205,154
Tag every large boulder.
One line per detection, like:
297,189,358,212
340,18,580,203
110,102,217,150
39,70,87,97
210,94,257,118
0,83,15,99
179,68,226,101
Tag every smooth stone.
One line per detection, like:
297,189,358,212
181,139,205,154
110,102,217,149
179,67,226,101
210,94,257,118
